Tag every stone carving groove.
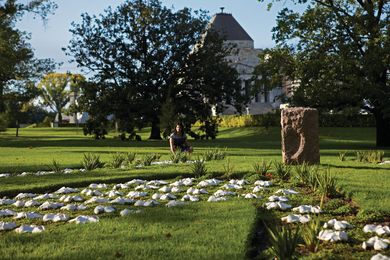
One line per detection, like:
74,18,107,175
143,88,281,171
281,107,320,164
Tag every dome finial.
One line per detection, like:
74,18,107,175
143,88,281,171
220,7,225,13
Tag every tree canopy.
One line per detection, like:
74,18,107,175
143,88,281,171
65,0,246,139
0,0,56,116
257,0,390,146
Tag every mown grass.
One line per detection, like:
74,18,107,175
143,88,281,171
1,126,389,213
0,200,255,260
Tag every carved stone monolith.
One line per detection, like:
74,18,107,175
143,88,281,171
281,107,320,164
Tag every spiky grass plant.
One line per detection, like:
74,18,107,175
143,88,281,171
48,159,62,174
252,160,271,176
223,159,235,178
266,224,300,260
82,153,105,171
108,153,126,168
125,152,136,164
294,163,319,190
316,168,338,207
301,217,321,253
273,161,291,181
191,158,207,178
338,151,347,161
170,151,189,164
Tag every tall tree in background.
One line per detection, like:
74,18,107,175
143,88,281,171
66,0,246,139
0,0,57,113
257,0,390,146
38,73,85,123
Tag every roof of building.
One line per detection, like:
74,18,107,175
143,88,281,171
208,12,253,41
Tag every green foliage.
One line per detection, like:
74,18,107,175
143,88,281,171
332,205,355,216
266,224,300,260
355,150,385,163
222,159,235,178
252,160,271,176
125,152,137,165
191,158,207,178
141,154,160,167
170,151,189,164
273,161,291,181
294,163,318,190
48,159,62,174
82,153,105,171
301,217,321,253
316,168,338,205
355,210,388,223
108,153,126,169
66,0,246,139
202,148,227,161
338,151,347,161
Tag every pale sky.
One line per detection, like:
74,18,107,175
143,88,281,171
16,0,305,73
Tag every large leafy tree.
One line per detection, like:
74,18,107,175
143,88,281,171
38,73,85,123
257,0,390,147
65,0,246,139
0,0,57,113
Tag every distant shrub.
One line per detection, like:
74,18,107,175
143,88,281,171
355,150,385,163
338,151,347,161
0,113,7,132
202,148,227,161
141,154,160,166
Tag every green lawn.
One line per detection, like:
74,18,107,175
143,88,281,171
0,126,389,259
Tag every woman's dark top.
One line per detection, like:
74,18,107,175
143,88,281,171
169,132,187,148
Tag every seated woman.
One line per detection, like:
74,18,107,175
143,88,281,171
169,123,193,154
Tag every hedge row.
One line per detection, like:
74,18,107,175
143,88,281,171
218,112,376,128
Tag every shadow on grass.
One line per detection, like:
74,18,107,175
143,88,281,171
322,163,390,171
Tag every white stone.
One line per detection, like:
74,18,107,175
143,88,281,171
197,179,222,187
371,253,390,260
147,180,168,186
281,214,311,224
186,187,208,195
12,200,25,208
363,236,390,251
15,193,36,200
14,212,42,219
268,195,289,202
0,221,17,230
323,219,353,230
68,215,99,224
229,179,249,186
318,230,348,242
292,205,322,214
84,197,109,204
43,213,69,222
126,179,146,186
275,189,299,195
171,187,181,193
207,196,228,202
81,189,103,196
60,204,88,211
127,191,148,198
38,201,64,210
213,190,236,197
55,187,79,194
253,186,267,193
113,183,129,190
364,225,390,236
0,198,15,205
106,190,124,198
34,193,58,200
159,193,176,200
181,194,200,202
158,186,171,193
134,200,159,207
15,225,45,233
265,202,292,211
0,209,16,217
120,209,141,216
222,183,243,190
59,195,84,203
135,184,158,190
243,193,261,199
254,180,272,187
110,197,134,205
89,183,108,189
0,174,10,178
166,200,186,207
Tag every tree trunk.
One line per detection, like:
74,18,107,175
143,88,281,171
0,84,4,112
149,119,162,140
374,112,390,147
16,119,19,137
57,112,62,125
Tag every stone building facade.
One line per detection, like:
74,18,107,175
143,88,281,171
208,11,283,115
